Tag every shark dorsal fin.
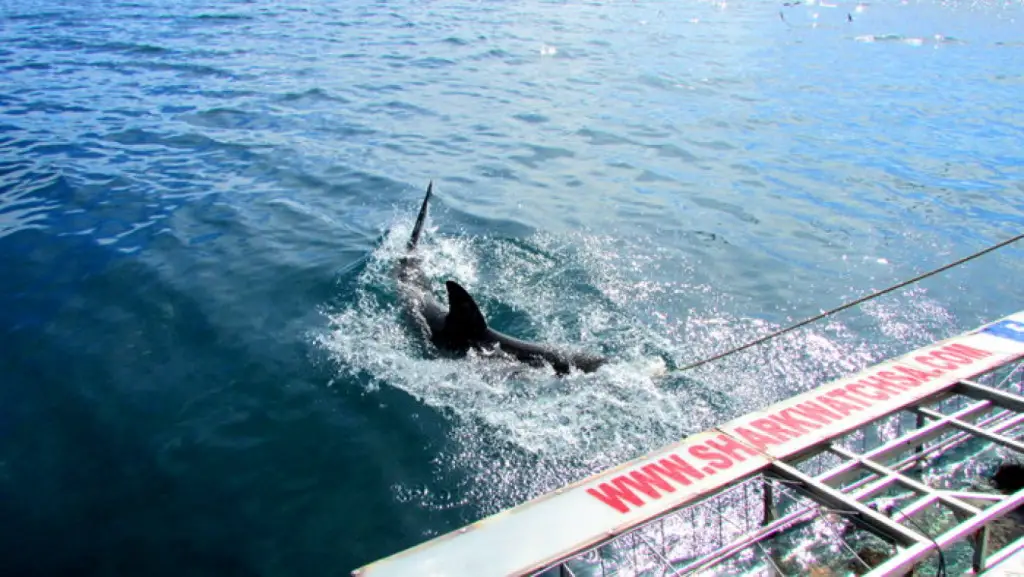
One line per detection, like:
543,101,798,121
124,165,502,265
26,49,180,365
444,280,488,339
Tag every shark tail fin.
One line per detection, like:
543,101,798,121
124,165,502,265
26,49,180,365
407,180,433,251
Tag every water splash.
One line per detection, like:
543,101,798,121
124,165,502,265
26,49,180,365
318,214,959,519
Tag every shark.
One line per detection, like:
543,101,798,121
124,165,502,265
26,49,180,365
394,182,606,375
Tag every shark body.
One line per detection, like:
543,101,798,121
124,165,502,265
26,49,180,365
394,183,606,374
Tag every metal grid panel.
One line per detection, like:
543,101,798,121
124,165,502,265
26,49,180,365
540,358,1024,576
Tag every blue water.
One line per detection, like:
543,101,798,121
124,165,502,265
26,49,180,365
1,0,1022,574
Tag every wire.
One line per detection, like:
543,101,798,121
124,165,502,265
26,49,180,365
894,513,948,577
676,232,1024,372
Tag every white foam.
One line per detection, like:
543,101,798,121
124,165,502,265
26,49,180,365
317,222,957,515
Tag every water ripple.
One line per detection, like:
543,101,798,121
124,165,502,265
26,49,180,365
1,0,1023,574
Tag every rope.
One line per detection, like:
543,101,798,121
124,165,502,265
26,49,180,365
677,232,1024,372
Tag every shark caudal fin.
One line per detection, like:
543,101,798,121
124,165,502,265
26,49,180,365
444,280,488,339
407,180,433,251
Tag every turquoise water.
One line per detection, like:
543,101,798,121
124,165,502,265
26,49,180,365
1,0,1022,574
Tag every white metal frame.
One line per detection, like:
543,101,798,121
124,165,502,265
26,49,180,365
355,312,1024,577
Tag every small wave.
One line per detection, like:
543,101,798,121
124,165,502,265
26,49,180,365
367,100,438,119
138,61,242,79
193,13,254,22
179,107,256,130
508,144,575,169
104,42,173,56
4,62,52,73
16,38,175,57
7,11,67,21
411,57,456,69
276,87,351,108
468,48,514,61
0,165,63,239
854,33,963,46
512,112,550,124
578,127,634,146
48,59,243,80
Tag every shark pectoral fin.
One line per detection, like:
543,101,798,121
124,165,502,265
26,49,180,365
444,280,488,338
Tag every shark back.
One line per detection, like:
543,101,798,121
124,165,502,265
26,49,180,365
394,182,607,374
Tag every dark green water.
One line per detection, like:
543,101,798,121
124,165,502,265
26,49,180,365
1,0,1022,574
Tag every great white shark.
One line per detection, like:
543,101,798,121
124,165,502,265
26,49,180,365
394,182,606,374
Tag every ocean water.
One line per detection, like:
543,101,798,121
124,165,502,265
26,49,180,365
1,0,1022,574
